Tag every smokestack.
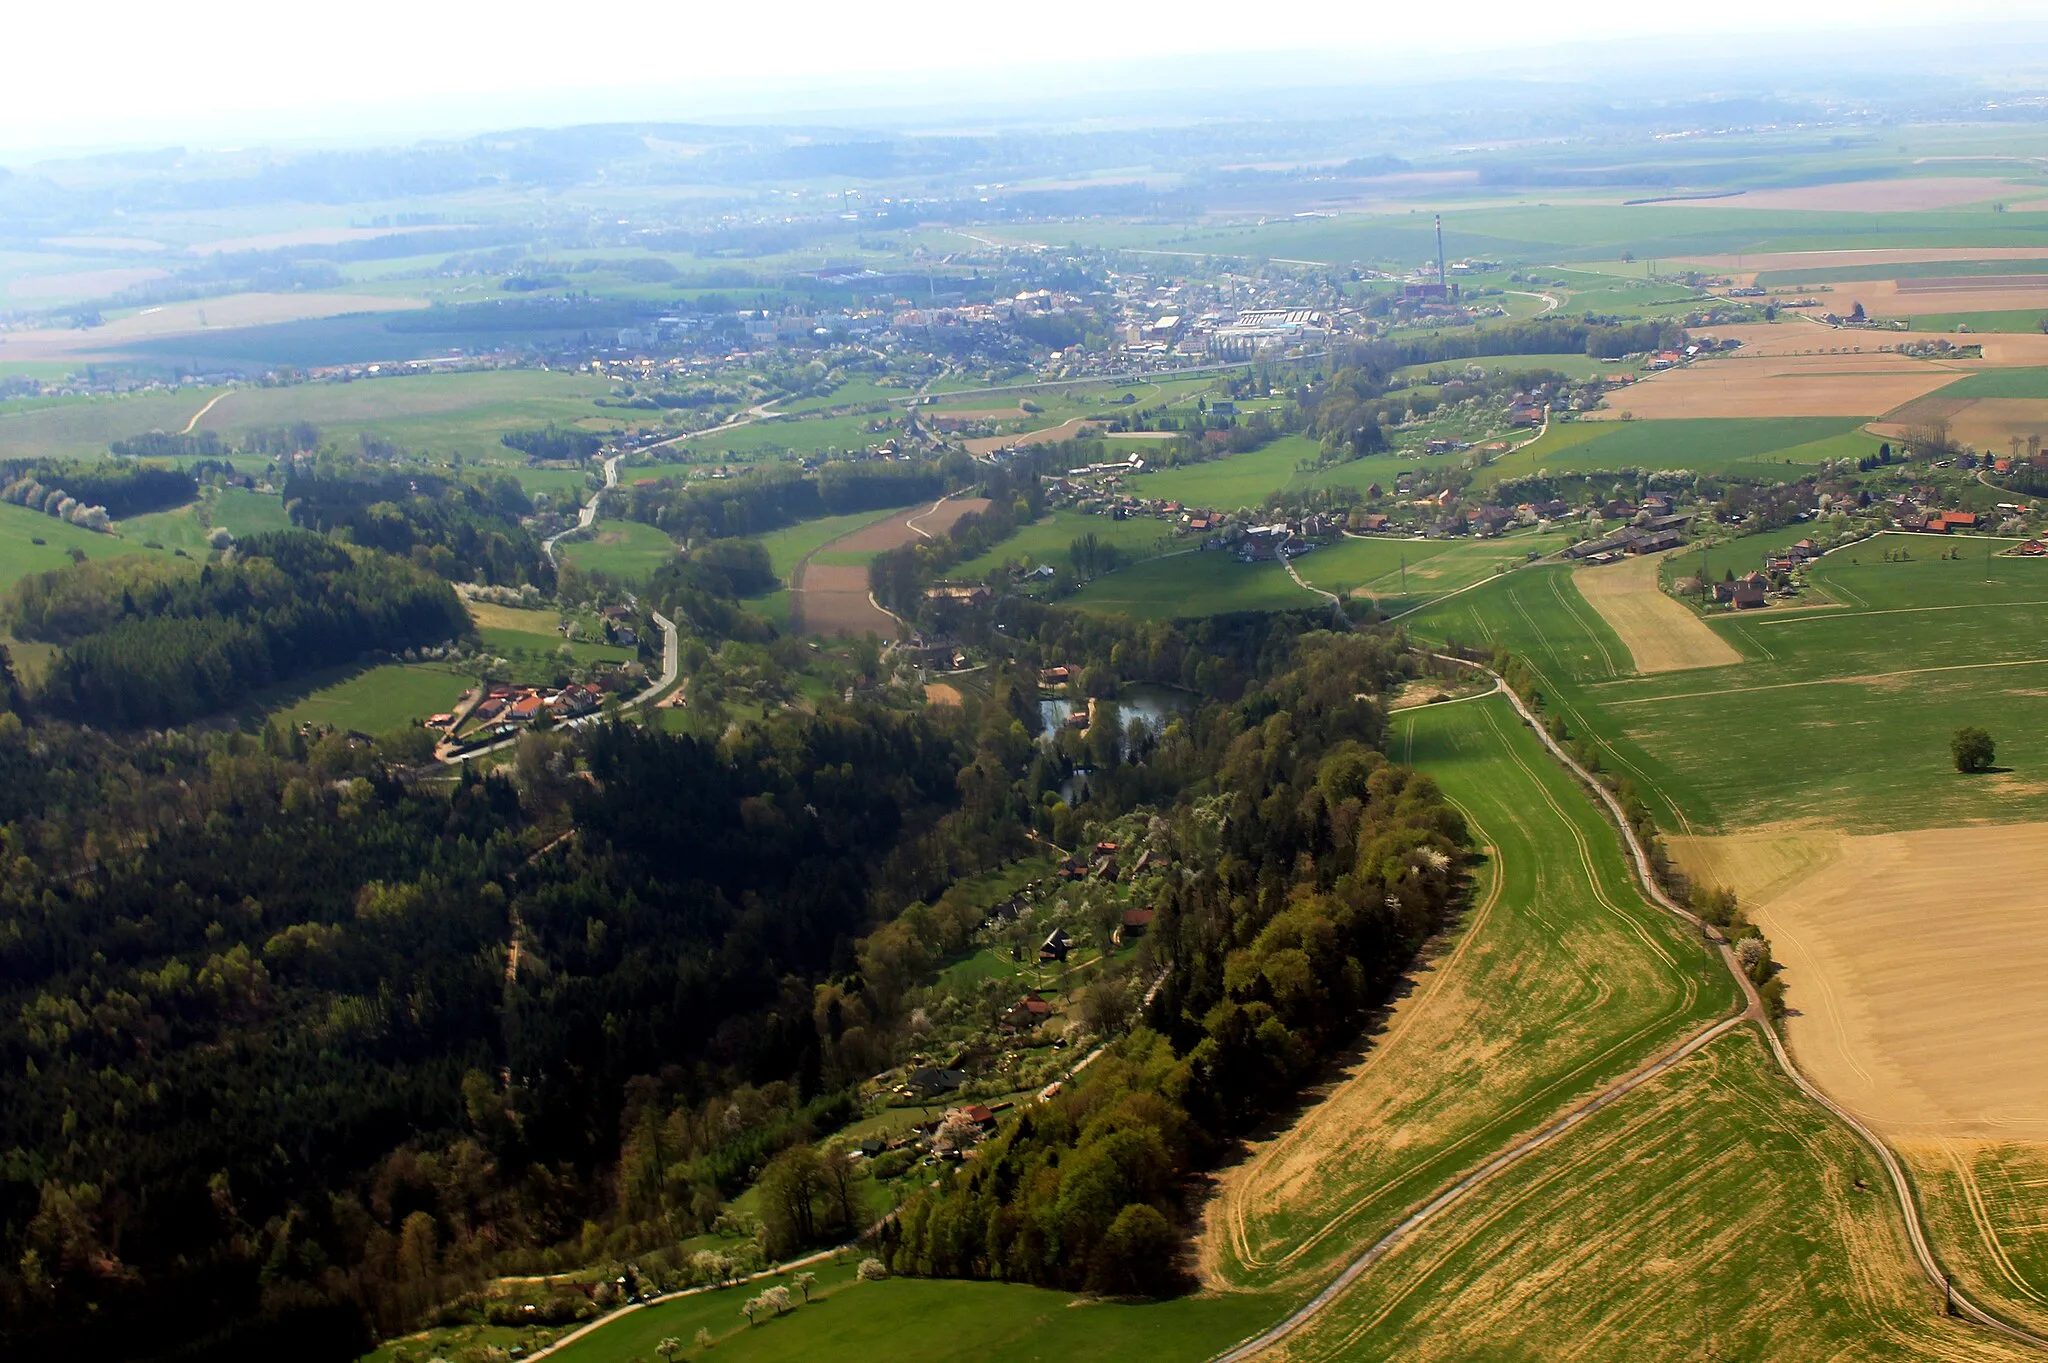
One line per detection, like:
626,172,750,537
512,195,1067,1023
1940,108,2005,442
1435,214,1446,297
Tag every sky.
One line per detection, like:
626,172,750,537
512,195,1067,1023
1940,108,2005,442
5,0,2045,154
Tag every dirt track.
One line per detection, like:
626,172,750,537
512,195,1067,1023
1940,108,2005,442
789,497,990,638
1574,553,1743,673
964,418,1101,455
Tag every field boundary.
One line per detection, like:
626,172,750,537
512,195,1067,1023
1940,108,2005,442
1207,656,2048,1360
1477,656,2048,1356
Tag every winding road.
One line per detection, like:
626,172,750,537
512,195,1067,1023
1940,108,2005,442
442,452,678,765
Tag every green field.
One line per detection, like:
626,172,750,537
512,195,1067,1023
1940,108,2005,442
1880,309,2048,334
0,387,227,460
1930,366,2048,400
1408,540,2048,833
988,199,2048,269
1278,1028,2013,1362
685,413,892,456
1393,353,1637,383
1066,550,1321,619
951,511,1180,579
1210,694,1734,1293
1134,435,1353,508
118,486,290,553
268,662,470,735
752,505,916,581
1487,416,1860,483
0,500,168,590
1295,532,1567,609
537,1257,1284,1363
556,520,680,581
0,371,631,465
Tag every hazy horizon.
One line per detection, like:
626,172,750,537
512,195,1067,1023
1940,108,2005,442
7,2,2048,157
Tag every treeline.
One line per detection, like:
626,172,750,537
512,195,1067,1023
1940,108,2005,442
111,422,320,460
1339,317,1684,368
501,424,603,461
642,540,780,644
881,633,1466,1293
284,461,553,588
869,452,1053,613
625,458,964,542
10,531,470,726
2,459,197,522
1302,363,1577,459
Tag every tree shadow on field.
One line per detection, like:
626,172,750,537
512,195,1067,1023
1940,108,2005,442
1199,856,1487,1167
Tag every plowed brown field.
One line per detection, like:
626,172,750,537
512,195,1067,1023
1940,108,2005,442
790,497,990,637
1586,351,1962,419
1670,822,2048,1140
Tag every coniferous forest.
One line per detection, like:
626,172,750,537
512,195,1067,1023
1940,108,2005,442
0,577,1466,1363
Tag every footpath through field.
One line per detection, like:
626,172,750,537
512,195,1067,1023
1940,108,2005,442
1200,689,1732,1298
1204,665,2048,1360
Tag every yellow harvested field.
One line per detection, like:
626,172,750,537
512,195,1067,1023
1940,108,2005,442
1681,247,2048,273
924,681,963,705
1664,177,2021,213
1670,822,2048,1139
1585,351,1961,419
465,600,561,634
1807,276,2048,318
1573,554,1742,674
0,291,427,360
1871,396,2048,451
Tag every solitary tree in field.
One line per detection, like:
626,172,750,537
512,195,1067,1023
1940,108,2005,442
793,1271,818,1303
1953,727,1997,774
656,1339,680,1363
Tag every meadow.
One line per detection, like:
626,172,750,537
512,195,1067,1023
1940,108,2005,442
1275,1028,2029,1362
556,520,680,581
1065,550,1322,619
0,386,227,460
118,486,291,553
266,662,470,735
753,505,918,581
1930,367,2048,400
950,510,1179,578
1486,416,1860,482
530,1256,1284,1363
1204,694,1734,1296
1407,539,2048,833
1877,309,2048,333
0,500,167,591
682,413,889,457
1294,532,1566,610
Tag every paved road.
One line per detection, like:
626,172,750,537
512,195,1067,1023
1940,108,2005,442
542,454,621,568
444,452,678,766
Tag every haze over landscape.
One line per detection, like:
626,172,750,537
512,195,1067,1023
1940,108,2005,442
13,4,2048,1360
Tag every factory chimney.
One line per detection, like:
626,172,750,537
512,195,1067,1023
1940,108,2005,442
1435,214,1447,298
